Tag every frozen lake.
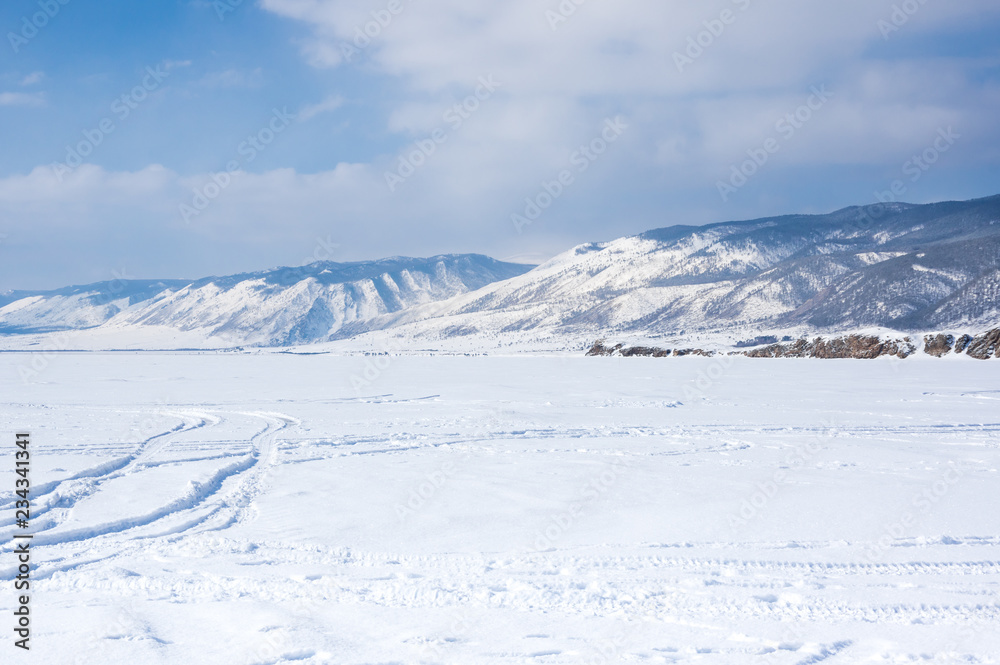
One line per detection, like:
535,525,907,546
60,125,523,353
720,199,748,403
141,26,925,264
1,353,999,663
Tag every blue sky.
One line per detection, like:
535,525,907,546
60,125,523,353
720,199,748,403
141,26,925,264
1,0,999,290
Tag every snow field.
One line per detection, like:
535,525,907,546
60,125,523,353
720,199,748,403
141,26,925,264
0,353,998,663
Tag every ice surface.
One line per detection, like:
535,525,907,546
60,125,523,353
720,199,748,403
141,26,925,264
1,353,998,663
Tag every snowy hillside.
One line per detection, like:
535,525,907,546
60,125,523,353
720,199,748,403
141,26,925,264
339,195,1000,345
0,255,532,346
2,195,999,350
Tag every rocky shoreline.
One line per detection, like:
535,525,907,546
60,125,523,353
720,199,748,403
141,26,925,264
586,328,1000,360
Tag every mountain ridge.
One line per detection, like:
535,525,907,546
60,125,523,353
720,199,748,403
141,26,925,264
326,194,1000,344
2,195,999,349
0,254,533,345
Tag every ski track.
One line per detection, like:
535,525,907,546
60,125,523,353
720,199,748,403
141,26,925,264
25,422,1000,663
22,514,1000,656
3,356,1000,664
0,410,294,580
38,536,1000,661
0,412,207,529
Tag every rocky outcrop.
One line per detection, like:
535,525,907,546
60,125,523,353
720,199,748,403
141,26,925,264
743,335,916,359
587,328,999,360
586,341,674,357
735,335,780,348
918,328,998,359
586,341,622,356
671,348,715,357
923,334,955,357
965,328,1000,360
623,346,672,358
586,341,714,357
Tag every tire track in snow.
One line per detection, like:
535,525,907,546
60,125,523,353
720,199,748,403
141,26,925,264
36,545,1000,627
0,411,292,579
0,411,213,532
189,412,296,533
23,454,259,547
0,413,195,510
38,413,289,550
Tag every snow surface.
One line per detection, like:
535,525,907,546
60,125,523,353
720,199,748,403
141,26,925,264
1,353,999,663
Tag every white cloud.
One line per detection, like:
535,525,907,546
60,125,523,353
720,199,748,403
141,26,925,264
252,0,1000,206
259,0,999,94
198,67,264,88
3,0,1000,289
297,94,344,121
0,91,45,107
19,71,44,86
262,0,1000,172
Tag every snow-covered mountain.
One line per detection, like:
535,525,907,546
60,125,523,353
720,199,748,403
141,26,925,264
335,195,1000,344
0,255,533,346
2,195,998,349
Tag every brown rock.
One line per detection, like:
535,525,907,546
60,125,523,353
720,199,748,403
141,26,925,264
586,341,674,357
673,348,714,357
585,341,615,356
954,334,973,354
923,334,955,357
742,334,915,359
621,346,658,357
965,328,1000,360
